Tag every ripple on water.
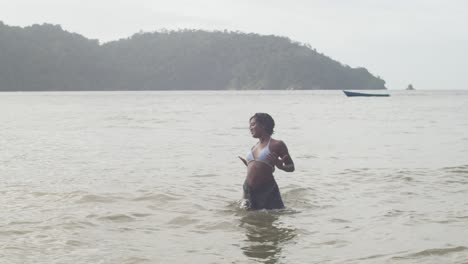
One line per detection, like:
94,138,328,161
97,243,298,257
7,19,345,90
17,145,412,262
329,218,351,224
132,193,180,202
281,186,317,210
238,210,298,263
76,194,118,204
195,221,236,232
8,221,41,225
167,216,200,227
65,240,87,247
296,154,317,159
190,173,217,178
392,246,468,260
319,239,349,248
58,221,92,230
442,164,468,174
130,213,152,218
439,165,468,187
389,170,421,183
384,209,405,217
121,257,152,264
97,214,136,223
0,230,33,236
456,215,468,221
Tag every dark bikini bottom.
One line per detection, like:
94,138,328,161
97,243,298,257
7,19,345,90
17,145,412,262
243,180,284,210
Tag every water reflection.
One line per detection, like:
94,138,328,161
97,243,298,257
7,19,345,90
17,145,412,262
239,211,296,264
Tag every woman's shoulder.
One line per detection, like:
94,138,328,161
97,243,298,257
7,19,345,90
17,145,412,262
270,138,287,149
270,138,290,157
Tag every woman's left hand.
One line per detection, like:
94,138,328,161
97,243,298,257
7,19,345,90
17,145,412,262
275,154,291,170
267,152,287,168
266,152,279,167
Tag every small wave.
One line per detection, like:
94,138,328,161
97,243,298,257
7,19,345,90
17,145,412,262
31,192,49,197
8,220,41,225
29,191,86,201
319,239,349,247
352,250,410,262
76,194,118,204
167,216,199,226
431,219,453,224
442,164,468,174
400,191,417,196
0,230,33,236
281,187,316,209
393,246,468,259
78,220,97,227
384,209,404,217
379,169,432,185
132,193,179,202
296,154,317,159
214,132,235,136
121,257,152,264
329,218,351,224
191,173,217,178
65,240,87,247
231,126,247,130
445,180,468,185
195,221,235,231
282,187,314,196
439,165,468,185
131,213,152,218
58,220,97,230
338,168,371,175
97,214,135,223
231,200,300,216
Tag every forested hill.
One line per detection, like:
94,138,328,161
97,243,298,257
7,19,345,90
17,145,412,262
0,22,387,91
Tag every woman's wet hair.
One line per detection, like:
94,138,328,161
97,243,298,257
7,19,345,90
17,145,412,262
250,113,275,135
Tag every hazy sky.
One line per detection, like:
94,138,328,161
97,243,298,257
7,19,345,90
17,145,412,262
1,0,467,90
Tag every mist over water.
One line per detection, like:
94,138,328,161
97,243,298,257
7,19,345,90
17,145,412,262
1,90,468,263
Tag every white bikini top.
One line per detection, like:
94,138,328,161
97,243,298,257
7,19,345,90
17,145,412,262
246,138,274,169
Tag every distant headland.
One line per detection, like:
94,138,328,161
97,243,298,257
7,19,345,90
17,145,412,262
0,22,386,91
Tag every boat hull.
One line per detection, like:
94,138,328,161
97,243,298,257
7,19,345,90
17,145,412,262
343,90,390,97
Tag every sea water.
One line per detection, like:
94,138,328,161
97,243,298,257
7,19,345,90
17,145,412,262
1,90,468,263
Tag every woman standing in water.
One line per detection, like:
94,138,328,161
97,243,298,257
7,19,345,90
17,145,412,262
239,113,295,210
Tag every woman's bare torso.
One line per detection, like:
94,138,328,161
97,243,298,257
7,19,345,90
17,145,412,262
244,138,286,189
245,160,275,189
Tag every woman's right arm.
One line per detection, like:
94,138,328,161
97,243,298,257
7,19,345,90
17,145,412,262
275,141,295,172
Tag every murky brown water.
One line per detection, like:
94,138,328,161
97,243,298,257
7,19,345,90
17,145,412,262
1,90,468,263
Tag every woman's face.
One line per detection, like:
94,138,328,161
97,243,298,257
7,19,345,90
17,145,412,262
249,118,264,138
